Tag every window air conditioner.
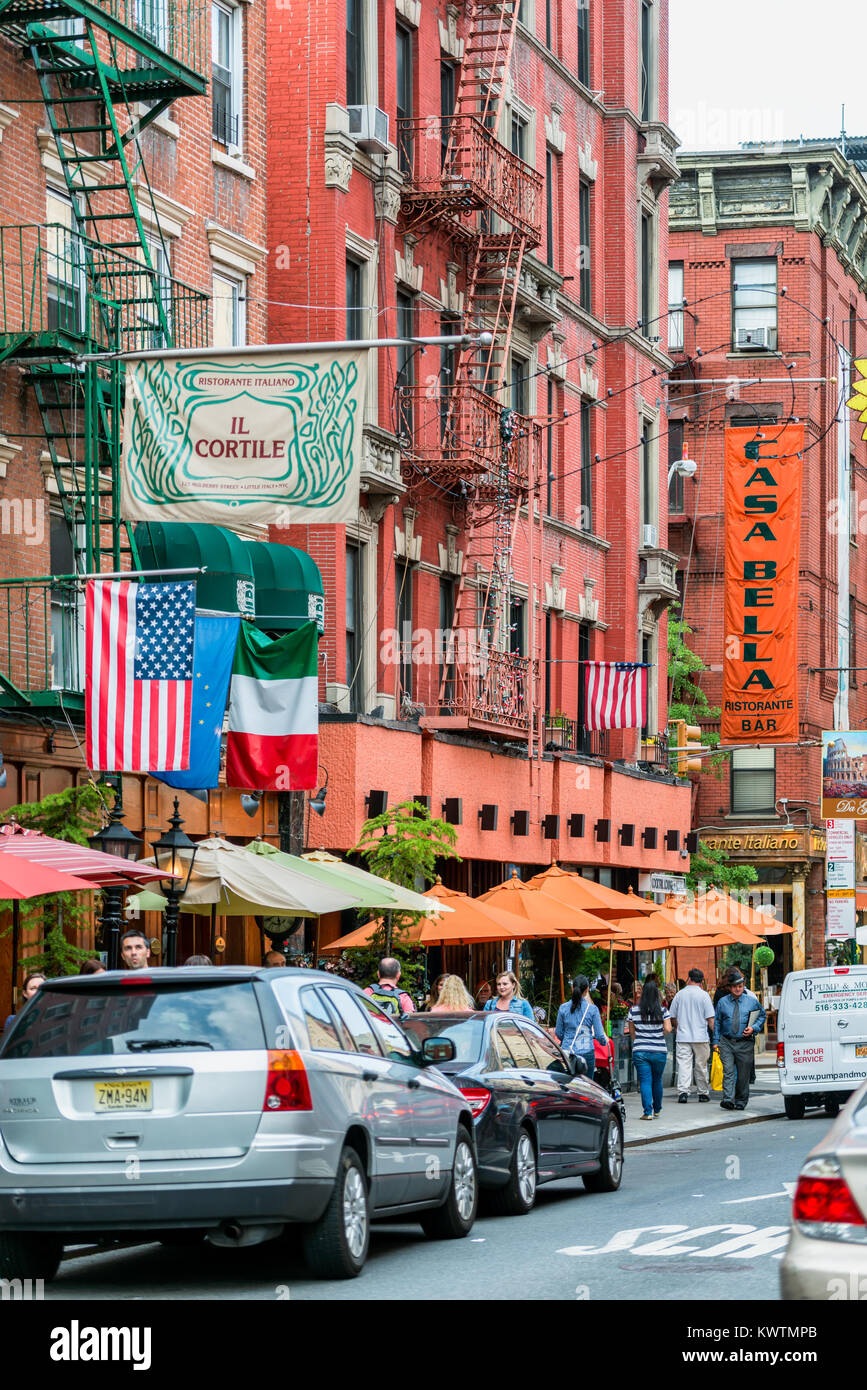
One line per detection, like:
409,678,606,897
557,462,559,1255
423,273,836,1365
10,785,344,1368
641,523,658,549
735,326,777,350
347,106,390,154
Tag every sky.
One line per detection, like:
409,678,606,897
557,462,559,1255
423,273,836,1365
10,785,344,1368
669,0,867,152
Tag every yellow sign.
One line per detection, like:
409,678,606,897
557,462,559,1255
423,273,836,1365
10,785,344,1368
848,360,867,439
827,888,856,898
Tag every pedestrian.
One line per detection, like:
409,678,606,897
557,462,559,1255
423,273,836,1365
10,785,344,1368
184,954,212,966
364,957,416,1017
713,968,766,1111
120,929,150,970
554,974,607,1081
669,967,716,1104
627,976,672,1120
712,977,730,1008
429,975,474,1012
79,959,106,975
263,950,287,967
3,971,46,1032
483,969,535,1019
427,973,447,1008
475,980,493,1008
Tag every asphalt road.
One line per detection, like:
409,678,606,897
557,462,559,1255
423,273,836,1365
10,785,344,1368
48,1111,833,1302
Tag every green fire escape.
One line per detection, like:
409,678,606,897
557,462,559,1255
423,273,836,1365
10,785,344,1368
0,0,209,710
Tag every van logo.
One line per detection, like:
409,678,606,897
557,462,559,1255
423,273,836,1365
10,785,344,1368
798,982,814,1001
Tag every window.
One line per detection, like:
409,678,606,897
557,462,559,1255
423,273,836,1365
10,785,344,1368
346,0,365,105
346,257,364,341
545,0,552,49
850,594,857,686
212,2,241,149
641,632,651,739
45,189,82,335
667,417,685,512
668,262,684,351
546,149,557,268
396,290,415,438
50,511,81,690
439,574,456,710
301,987,344,1052
346,541,363,712
732,258,778,348
527,1026,570,1074
511,113,527,161
395,558,413,706
135,0,168,47
396,23,413,176
544,610,553,719
510,354,528,416
496,1020,537,1068
212,271,245,347
440,316,459,441
139,234,172,349
322,986,382,1056
640,0,652,121
640,418,655,530
546,376,556,514
731,747,775,815
356,995,415,1060
440,62,456,168
577,621,591,749
509,595,526,656
641,210,653,336
577,0,590,86
578,178,591,310
579,400,592,531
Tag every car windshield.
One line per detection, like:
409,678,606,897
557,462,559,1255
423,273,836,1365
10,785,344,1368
403,1014,487,1064
0,983,266,1058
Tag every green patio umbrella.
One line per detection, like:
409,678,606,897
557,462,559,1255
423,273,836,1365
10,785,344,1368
300,848,453,914
245,839,401,911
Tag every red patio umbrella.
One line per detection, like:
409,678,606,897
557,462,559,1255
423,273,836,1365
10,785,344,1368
0,852,96,1012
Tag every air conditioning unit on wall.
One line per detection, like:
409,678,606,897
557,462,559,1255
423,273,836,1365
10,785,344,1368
347,105,390,154
641,523,658,549
735,326,777,351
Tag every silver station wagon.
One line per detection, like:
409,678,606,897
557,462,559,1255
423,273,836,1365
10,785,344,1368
0,967,478,1279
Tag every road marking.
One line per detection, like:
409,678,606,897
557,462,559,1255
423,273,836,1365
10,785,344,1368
558,1222,790,1260
720,1183,796,1205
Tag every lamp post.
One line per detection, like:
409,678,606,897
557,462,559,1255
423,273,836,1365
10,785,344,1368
89,781,144,969
152,798,199,967
667,454,697,488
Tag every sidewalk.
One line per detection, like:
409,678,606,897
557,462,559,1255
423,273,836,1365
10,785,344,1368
621,1057,783,1147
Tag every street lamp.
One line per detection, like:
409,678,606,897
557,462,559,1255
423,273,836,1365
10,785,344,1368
667,453,697,488
89,780,144,970
151,798,199,967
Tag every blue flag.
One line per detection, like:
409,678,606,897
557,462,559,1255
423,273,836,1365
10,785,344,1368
155,612,240,790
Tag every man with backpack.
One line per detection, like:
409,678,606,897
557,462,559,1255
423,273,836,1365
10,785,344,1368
364,957,415,1017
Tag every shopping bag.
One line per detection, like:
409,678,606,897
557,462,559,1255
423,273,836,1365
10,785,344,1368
594,1037,612,1065
710,1048,723,1092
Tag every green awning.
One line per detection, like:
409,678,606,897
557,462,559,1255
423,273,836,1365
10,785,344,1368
133,522,323,632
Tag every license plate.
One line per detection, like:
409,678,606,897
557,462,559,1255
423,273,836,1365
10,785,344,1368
94,1081,152,1112
856,1046,867,1058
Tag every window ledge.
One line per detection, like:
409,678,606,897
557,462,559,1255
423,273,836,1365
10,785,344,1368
145,107,179,139
212,146,256,181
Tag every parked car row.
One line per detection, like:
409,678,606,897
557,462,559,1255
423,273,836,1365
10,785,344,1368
0,967,624,1281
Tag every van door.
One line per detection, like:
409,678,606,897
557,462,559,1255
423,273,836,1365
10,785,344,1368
820,966,867,1091
779,969,833,1092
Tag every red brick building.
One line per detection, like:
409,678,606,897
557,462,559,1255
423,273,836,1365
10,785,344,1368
266,0,690,945
668,138,867,972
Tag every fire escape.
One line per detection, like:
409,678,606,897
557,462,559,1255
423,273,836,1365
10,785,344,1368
0,0,208,711
397,0,544,743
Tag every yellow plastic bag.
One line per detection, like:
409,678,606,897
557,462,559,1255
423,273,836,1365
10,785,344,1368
710,1048,724,1092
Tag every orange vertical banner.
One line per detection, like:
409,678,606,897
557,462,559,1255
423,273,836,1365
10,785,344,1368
722,424,804,746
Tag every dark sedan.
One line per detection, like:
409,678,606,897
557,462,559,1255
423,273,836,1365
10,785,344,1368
402,1011,623,1215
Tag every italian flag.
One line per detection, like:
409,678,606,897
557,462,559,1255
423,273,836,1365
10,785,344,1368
225,621,318,790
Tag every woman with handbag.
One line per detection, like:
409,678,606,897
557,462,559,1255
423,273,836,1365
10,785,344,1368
555,975,607,1081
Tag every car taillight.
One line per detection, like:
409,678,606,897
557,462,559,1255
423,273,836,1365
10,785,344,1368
459,1086,491,1118
121,975,152,985
264,1050,312,1112
776,1041,785,1064
793,1159,867,1244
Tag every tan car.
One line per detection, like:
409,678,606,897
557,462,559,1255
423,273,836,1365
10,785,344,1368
780,1080,867,1299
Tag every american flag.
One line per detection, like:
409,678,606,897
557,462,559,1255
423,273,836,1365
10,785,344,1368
584,662,648,732
85,580,195,772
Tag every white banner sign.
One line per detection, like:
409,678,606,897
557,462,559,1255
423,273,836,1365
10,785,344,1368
638,872,687,896
826,820,856,938
121,350,368,526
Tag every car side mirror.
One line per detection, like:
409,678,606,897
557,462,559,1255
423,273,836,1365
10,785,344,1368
421,1036,455,1065
569,1053,588,1076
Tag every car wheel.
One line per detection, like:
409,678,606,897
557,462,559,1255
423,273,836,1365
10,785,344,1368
301,1145,369,1279
784,1094,806,1120
486,1127,538,1216
824,1096,841,1118
583,1113,624,1193
420,1128,478,1239
0,1231,63,1283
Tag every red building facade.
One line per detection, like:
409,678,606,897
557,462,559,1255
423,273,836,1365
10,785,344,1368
668,139,867,971
266,0,690,922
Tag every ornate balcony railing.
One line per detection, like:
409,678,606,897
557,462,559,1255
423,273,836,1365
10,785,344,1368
397,115,543,245
640,731,670,767
0,0,205,80
442,648,536,733
0,224,209,355
398,382,538,495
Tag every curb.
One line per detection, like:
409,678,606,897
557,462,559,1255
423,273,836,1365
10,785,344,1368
624,1107,783,1148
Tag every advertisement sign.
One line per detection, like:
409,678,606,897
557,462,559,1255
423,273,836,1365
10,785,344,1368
638,872,687,896
821,729,867,819
826,819,856,940
121,350,368,526
721,425,804,746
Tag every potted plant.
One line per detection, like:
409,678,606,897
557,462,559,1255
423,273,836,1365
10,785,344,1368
546,710,568,748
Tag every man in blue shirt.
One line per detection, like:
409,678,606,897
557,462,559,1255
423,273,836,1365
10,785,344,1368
713,969,766,1111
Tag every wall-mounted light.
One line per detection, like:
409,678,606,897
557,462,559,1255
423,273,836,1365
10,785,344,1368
511,810,530,836
309,769,329,817
365,789,388,816
568,813,585,838
685,831,699,855
241,790,263,819
543,814,560,840
595,818,610,842
413,795,431,814
642,826,658,849
442,797,462,825
665,829,681,852
619,823,635,847
479,804,499,831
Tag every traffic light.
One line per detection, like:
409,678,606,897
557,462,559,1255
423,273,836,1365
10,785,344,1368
670,719,703,775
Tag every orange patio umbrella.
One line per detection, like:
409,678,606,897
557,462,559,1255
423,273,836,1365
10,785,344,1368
321,880,561,952
524,863,657,919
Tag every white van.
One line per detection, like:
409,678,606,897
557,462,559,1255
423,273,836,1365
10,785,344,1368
777,965,867,1119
